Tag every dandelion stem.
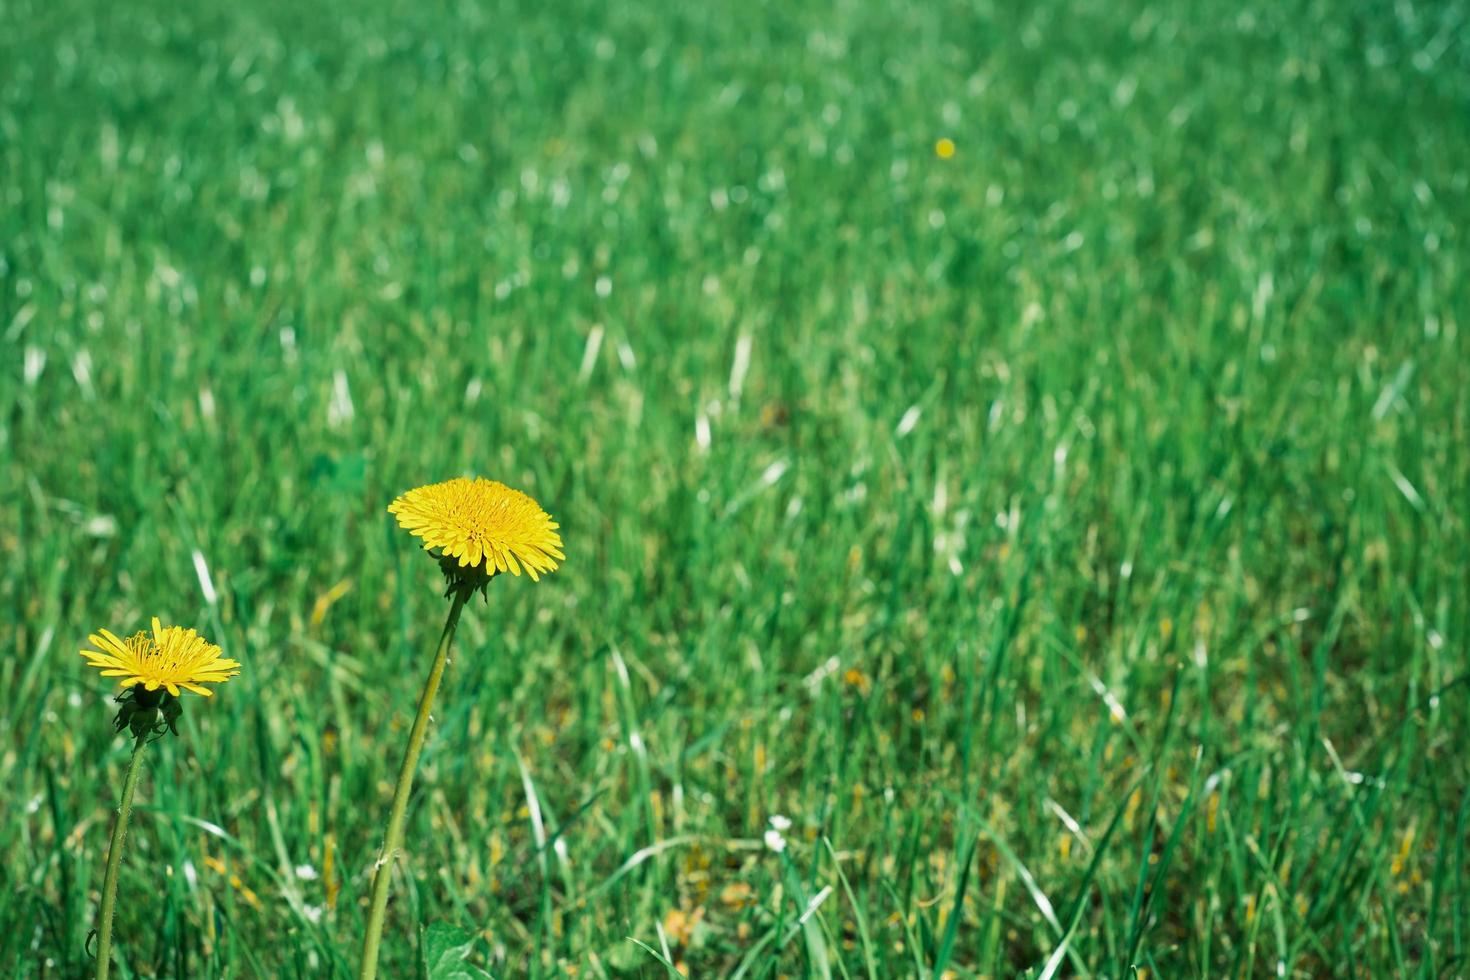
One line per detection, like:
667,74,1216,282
96,733,147,980
358,583,473,980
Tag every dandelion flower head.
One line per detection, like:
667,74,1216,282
935,137,956,159
388,477,564,582
81,619,241,697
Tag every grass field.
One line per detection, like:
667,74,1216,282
4,0,1469,975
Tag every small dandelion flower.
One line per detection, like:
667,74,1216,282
388,477,564,590
81,618,240,698
81,618,239,980
935,137,956,160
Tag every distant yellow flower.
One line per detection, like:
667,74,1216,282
81,618,240,697
935,137,956,160
388,477,564,582
662,906,705,947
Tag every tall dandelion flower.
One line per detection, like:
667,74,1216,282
387,477,564,589
359,477,562,980
80,620,240,980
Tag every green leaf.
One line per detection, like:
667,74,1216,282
420,922,492,980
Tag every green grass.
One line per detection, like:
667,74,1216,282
3,0,1469,975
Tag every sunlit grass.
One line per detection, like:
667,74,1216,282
2,0,1467,975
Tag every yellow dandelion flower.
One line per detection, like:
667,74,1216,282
388,476,564,582
935,137,956,160
364,478,566,979
85,620,240,975
81,618,240,697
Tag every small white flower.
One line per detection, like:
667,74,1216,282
769,814,792,832
294,864,319,881
763,829,787,853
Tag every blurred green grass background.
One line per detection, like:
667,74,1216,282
3,0,1469,975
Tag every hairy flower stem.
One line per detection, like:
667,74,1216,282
358,583,473,980
96,734,147,980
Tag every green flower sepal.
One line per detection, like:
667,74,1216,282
112,686,183,739
436,551,497,599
